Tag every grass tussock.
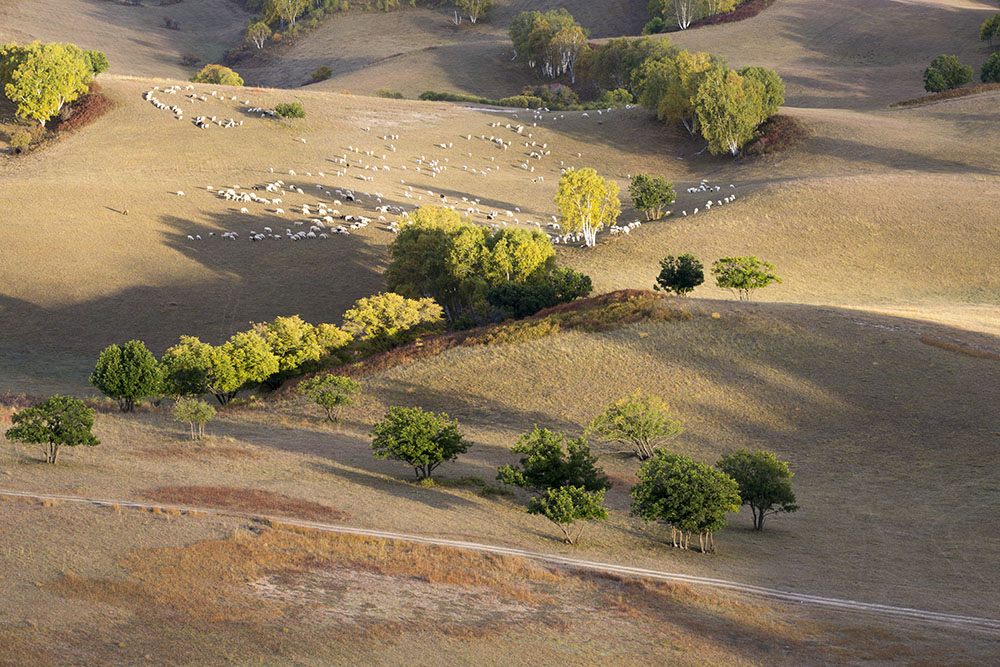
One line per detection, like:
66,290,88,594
889,83,1000,108
141,486,351,523
139,443,260,460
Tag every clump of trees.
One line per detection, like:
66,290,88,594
509,9,589,82
980,13,999,49
654,254,704,295
370,406,470,480
386,207,589,324
712,256,781,300
631,451,741,552
275,101,305,118
588,393,683,460
486,267,592,320
342,292,444,351
173,397,215,439
301,374,361,422
629,173,676,221
554,168,622,247
983,53,1000,84
253,315,352,388
454,0,493,24
160,332,278,405
90,340,162,412
646,0,738,31
191,64,244,86
5,396,100,464
498,427,611,544
0,41,108,127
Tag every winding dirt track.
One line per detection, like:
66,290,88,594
4,488,999,635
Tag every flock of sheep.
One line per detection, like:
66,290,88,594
146,91,737,249
143,85,249,129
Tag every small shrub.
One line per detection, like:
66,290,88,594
499,95,544,109
643,16,667,34
9,131,32,154
376,88,404,99
173,398,215,439
274,101,306,118
311,66,332,82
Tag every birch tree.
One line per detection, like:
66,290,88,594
554,168,621,247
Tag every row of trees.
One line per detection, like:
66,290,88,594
0,41,108,126
655,254,781,300
89,294,442,411
385,207,592,324
922,54,1000,93
364,396,797,548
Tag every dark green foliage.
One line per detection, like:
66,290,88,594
370,406,471,480
275,101,305,118
497,427,612,494
980,14,999,47
498,95,544,109
311,66,332,81
585,37,677,94
5,395,100,464
375,87,404,98
923,55,973,93
522,83,579,107
528,485,608,544
654,254,704,296
486,267,592,320
90,340,162,412
643,16,668,34
629,173,676,220
982,53,1000,83
717,449,798,531
84,50,109,77
630,451,741,552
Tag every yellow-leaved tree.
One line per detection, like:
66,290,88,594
554,168,621,247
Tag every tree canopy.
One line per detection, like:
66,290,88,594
1,41,93,126
5,395,100,464
694,68,767,156
711,256,781,300
370,406,471,480
922,55,972,93
588,393,683,460
190,64,244,86
160,332,277,404
717,449,798,531
90,340,162,412
246,22,273,49
981,53,1000,84
497,427,611,495
630,451,741,553
509,9,589,79
173,398,215,440
342,292,444,351
654,254,704,296
555,168,621,247
528,485,608,544
629,173,676,220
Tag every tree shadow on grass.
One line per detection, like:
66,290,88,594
305,460,479,512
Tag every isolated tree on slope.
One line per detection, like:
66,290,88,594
922,55,973,93
629,173,676,220
654,254,704,296
173,397,215,440
370,406,471,480
246,22,273,49
5,396,100,464
712,256,781,300
555,168,621,247
2,42,92,126
529,485,608,544
717,449,798,531
587,393,683,460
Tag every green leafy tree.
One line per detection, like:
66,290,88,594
497,427,612,494
717,449,798,531
586,36,676,94
2,41,92,126
509,9,586,78
222,330,280,397
703,0,737,16
980,14,999,48
89,340,162,412
529,486,608,544
629,173,676,220
694,67,767,155
5,395,99,464
711,256,781,300
922,55,973,93
659,0,702,29
588,393,683,460
555,168,621,247
630,451,741,552
84,50,109,77
487,267,592,320
159,335,216,398
654,254,704,296
343,292,444,351
263,0,309,26
190,64,244,86
738,66,784,118
160,333,275,405
457,0,493,23
549,25,589,83
253,315,351,387
301,374,361,422
173,397,215,439
370,406,471,480
639,50,721,135
982,53,1000,83
246,21,273,49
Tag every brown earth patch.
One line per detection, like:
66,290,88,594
142,486,351,522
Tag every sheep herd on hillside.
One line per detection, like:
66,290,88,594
140,90,737,248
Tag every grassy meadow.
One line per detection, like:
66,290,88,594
0,0,999,662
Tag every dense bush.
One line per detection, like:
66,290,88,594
376,87,403,98
522,83,579,107
275,101,305,118
653,254,703,295
9,130,31,154
922,55,973,93
311,65,332,81
90,340,162,412
742,114,809,156
190,64,243,86
982,53,1000,84
342,292,444,351
370,406,470,480
498,95,543,109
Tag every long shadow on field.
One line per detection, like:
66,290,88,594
306,461,480,511
798,135,998,175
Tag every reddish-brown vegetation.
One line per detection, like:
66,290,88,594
52,83,115,133
889,83,1000,108
142,486,352,522
689,0,777,28
743,114,810,156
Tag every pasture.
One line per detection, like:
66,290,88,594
1,0,998,661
